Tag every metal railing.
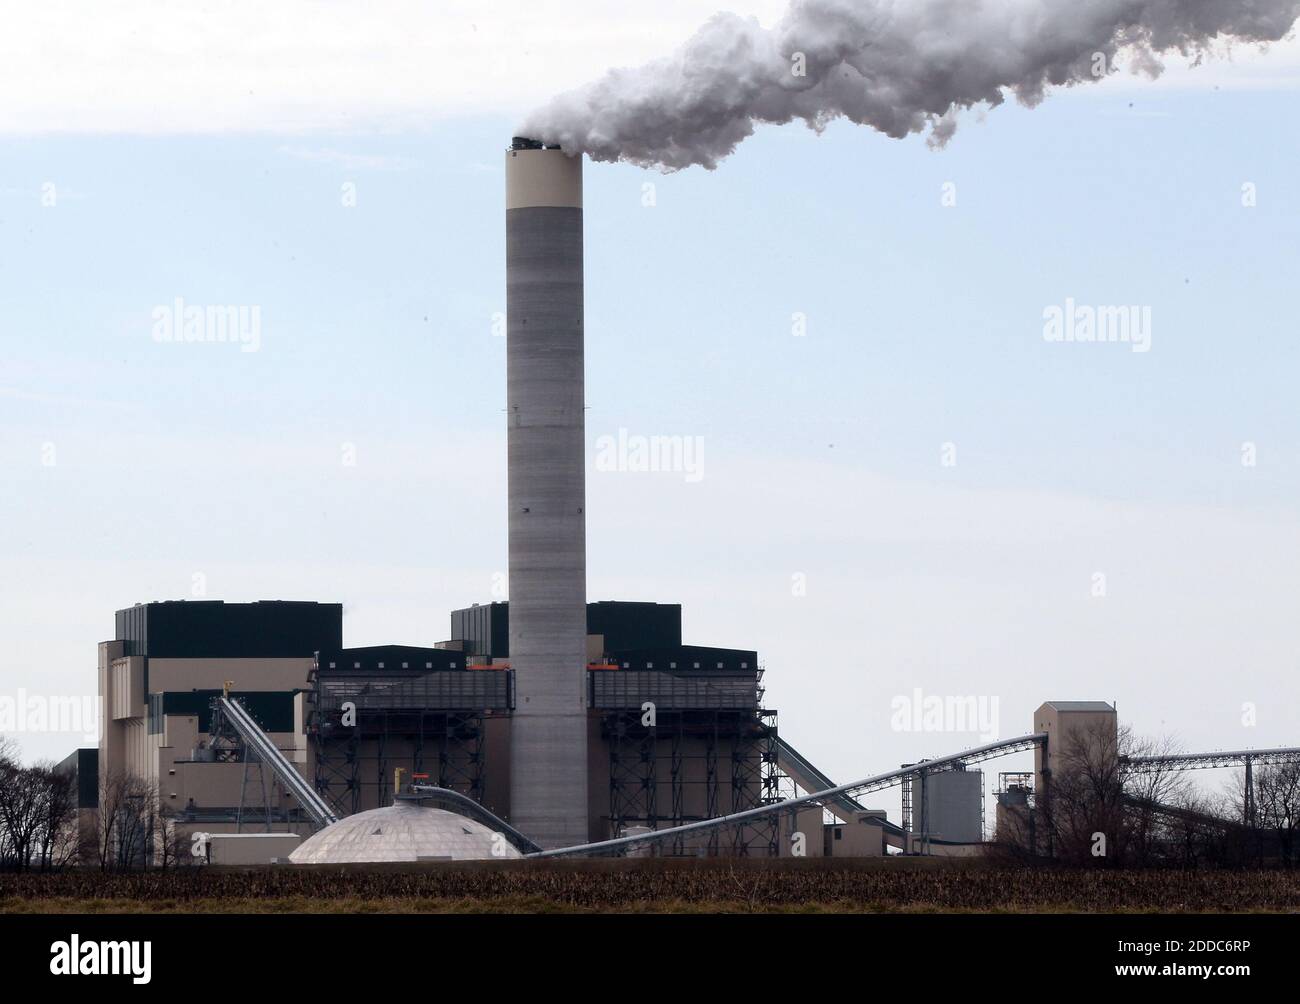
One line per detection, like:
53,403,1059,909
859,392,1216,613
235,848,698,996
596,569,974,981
1121,746,1300,773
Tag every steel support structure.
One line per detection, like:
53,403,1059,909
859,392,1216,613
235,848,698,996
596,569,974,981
533,732,1049,859
600,707,780,856
312,708,488,817
306,665,501,817
1121,746,1300,828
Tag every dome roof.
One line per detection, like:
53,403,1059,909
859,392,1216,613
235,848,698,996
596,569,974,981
289,801,523,864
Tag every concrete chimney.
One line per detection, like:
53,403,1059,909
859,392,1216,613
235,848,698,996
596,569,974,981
504,138,588,848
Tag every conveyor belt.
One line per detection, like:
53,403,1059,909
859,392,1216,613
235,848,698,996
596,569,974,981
531,732,1047,857
214,696,339,829
774,736,868,823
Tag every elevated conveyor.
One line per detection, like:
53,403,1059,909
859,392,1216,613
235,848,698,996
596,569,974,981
774,736,869,823
531,732,1047,858
212,696,339,829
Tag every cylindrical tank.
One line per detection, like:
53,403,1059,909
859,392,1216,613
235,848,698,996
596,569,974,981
918,770,984,844
504,139,588,848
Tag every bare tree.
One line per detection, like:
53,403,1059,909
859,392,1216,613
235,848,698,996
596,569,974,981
1120,730,1188,866
0,738,17,867
156,815,195,870
24,763,79,871
0,740,91,871
0,753,47,871
1040,718,1129,865
1222,767,1265,864
1023,724,1238,867
96,770,159,871
1256,761,1300,867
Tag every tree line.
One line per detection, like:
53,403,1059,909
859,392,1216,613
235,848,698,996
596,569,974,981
0,738,79,871
994,722,1300,868
0,738,189,871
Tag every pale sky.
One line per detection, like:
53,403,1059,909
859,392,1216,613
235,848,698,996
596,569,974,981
1,2,1298,822
4,1,1300,135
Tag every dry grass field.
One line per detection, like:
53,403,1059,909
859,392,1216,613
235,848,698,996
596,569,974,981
2,858,1298,913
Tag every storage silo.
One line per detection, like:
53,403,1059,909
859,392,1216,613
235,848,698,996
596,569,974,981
905,768,984,845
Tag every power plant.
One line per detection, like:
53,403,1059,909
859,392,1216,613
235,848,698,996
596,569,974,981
70,141,1300,866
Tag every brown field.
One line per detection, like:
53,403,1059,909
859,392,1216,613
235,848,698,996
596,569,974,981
2,859,1298,913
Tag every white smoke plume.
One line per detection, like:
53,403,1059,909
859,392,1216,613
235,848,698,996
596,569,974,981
519,0,1300,170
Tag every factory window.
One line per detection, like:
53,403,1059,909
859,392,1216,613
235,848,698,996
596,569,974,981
402,663,408,669
693,662,700,669
669,662,676,669
451,663,458,669
378,662,385,669
741,662,748,669
426,662,433,669
646,662,653,669
835,829,842,840
328,662,336,669
354,662,361,669
716,662,723,669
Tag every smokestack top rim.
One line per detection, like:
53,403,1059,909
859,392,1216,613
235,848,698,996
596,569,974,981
511,136,566,152
505,142,582,209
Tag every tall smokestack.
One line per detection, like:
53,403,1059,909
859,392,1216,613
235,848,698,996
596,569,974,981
505,138,588,848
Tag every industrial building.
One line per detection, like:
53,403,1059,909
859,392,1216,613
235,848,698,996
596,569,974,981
84,140,986,866
55,747,98,860
311,597,779,850
94,596,787,859
53,132,1300,870
994,700,1120,850
98,599,336,846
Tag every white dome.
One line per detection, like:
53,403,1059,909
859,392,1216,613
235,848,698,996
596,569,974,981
289,801,523,864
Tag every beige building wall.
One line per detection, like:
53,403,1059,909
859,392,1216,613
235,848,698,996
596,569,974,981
1033,702,1118,795
98,644,319,864
995,798,1035,848
205,832,302,865
825,813,889,857
778,805,826,857
97,641,129,793
146,657,313,693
